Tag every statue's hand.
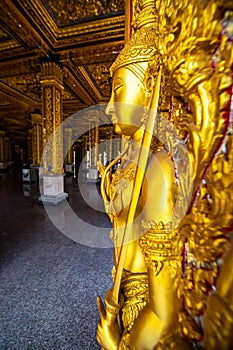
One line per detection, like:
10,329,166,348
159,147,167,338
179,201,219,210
97,160,106,177
96,289,122,350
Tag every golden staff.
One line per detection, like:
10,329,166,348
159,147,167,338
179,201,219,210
110,67,162,305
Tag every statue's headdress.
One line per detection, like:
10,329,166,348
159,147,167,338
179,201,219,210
110,0,159,79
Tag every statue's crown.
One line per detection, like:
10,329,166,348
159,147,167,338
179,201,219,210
132,0,158,30
110,0,158,75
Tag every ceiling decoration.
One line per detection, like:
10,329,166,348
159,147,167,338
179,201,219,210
42,0,125,27
85,62,113,98
1,74,42,101
0,28,11,42
0,0,125,144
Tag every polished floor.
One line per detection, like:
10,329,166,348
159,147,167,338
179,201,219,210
0,169,113,350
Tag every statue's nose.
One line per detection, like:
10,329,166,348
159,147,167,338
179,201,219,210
105,100,115,116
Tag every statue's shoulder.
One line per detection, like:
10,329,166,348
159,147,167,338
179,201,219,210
147,149,176,184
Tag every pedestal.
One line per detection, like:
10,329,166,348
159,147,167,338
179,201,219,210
39,174,68,204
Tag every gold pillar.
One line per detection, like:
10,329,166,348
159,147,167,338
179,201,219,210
40,62,64,174
83,135,88,162
0,131,5,162
82,135,88,169
89,117,99,167
31,113,43,167
95,122,99,166
64,127,73,164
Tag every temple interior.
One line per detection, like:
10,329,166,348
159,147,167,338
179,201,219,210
0,0,125,348
1,1,233,349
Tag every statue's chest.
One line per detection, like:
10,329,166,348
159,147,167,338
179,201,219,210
108,163,137,216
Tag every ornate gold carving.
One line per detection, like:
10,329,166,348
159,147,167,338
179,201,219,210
132,0,157,31
96,0,233,349
15,0,124,49
120,271,149,345
0,28,9,41
111,162,136,192
84,63,112,98
41,62,63,84
0,0,42,51
67,44,124,66
63,66,94,106
31,113,43,167
1,74,41,101
110,25,158,76
41,62,63,174
0,39,20,54
44,87,52,136
204,239,233,349
156,0,233,193
64,127,73,164
177,129,233,344
45,0,125,26
0,81,39,109
140,221,181,277
77,65,104,101
0,0,126,142
63,87,77,100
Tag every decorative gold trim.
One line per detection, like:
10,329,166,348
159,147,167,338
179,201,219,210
76,66,103,101
0,81,40,109
21,0,125,48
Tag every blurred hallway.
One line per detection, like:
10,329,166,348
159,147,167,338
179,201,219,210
0,171,113,350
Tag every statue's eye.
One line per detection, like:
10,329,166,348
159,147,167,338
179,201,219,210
114,84,123,94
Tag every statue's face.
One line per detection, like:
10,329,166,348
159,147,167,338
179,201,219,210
106,66,146,136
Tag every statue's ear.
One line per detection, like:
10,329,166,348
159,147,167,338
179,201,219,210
144,73,155,108
145,74,154,94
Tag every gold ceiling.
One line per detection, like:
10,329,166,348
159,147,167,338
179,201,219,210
0,0,125,144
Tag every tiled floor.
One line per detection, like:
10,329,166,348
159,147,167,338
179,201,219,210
0,170,113,350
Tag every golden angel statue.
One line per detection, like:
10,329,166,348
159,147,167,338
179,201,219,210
96,0,233,349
